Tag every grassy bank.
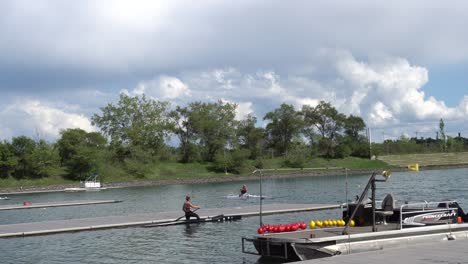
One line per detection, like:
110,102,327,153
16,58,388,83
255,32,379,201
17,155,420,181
0,157,389,189
378,152,468,167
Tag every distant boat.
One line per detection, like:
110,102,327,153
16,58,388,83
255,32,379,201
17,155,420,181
0,196,10,200
408,163,419,171
64,173,106,192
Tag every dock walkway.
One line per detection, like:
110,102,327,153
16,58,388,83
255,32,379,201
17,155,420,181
0,203,339,238
292,238,468,264
0,200,122,211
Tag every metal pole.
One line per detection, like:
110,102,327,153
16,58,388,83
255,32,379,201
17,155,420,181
342,172,375,235
259,170,263,226
372,177,376,232
345,168,348,204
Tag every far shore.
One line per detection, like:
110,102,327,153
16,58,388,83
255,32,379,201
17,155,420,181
1,164,467,195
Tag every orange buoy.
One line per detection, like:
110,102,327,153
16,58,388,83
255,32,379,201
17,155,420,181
457,216,463,224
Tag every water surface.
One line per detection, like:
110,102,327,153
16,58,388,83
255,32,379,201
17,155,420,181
1,168,467,263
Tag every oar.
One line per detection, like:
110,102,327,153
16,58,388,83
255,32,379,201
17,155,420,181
175,208,200,222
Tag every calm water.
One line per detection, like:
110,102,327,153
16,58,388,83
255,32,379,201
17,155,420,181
1,168,468,264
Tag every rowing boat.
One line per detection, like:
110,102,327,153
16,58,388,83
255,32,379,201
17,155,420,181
144,214,242,228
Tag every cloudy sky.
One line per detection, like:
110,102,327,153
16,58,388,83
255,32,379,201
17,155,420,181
1,0,468,142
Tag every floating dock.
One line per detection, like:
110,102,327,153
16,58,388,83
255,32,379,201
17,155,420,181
0,200,122,211
0,203,339,238
291,238,468,264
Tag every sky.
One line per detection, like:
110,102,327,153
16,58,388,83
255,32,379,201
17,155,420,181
1,0,468,143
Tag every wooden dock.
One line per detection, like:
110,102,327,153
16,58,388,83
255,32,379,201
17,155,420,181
0,203,339,238
0,200,122,211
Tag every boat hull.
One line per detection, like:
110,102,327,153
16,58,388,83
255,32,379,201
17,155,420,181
246,223,468,261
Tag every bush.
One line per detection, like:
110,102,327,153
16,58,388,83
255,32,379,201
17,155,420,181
211,149,251,174
282,147,308,168
335,144,352,159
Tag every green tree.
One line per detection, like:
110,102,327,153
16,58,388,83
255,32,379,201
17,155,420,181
264,104,303,156
0,141,17,178
188,101,238,162
169,106,197,163
439,118,446,152
10,136,36,179
57,129,107,180
92,93,172,156
344,115,366,140
302,101,346,158
28,140,59,178
212,148,250,174
236,115,265,159
344,115,368,157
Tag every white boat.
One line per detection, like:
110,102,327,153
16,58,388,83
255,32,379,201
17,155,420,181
64,173,106,192
224,193,268,199
242,171,468,261
0,196,9,200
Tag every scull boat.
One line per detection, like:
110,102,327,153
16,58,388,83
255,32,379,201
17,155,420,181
144,214,242,227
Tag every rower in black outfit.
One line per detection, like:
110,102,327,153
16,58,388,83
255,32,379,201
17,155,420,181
239,184,248,197
183,196,200,220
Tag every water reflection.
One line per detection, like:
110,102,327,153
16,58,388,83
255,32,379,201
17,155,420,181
183,223,200,236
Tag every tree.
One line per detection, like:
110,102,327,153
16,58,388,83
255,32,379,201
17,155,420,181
264,104,303,156
302,101,346,158
10,136,36,179
92,93,172,156
188,101,238,162
57,129,107,180
169,106,197,163
344,115,368,157
439,118,446,152
236,115,265,159
0,141,17,178
28,140,59,178
344,115,366,141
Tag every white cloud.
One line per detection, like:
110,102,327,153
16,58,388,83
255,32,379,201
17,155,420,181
459,96,468,115
332,51,456,124
233,101,254,121
2,51,467,142
132,76,191,100
124,51,468,141
0,99,96,140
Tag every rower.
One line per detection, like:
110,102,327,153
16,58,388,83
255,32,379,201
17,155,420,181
239,184,248,197
183,196,200,220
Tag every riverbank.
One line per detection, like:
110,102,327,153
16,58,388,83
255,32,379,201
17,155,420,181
0,167,397,195
2,163,468,195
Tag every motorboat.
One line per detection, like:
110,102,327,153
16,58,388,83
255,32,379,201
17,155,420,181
64,173,106,192
241,171,468,262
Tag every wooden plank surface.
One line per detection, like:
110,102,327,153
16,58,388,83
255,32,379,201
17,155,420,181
0,203,339,238
0,200,122,211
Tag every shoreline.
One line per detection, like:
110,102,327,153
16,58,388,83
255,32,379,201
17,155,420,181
1,164,467,195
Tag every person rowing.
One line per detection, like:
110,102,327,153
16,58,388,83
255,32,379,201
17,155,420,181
183,196,200,221
239,184,248,197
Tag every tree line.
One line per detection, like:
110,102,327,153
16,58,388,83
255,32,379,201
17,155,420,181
1,94,467,181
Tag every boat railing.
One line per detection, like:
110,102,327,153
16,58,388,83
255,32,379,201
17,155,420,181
399,200,458,230
79,173,101,188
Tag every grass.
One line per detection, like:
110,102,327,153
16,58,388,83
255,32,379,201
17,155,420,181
0,174,76,188
260,156,389,170
0,157,390,189
378,152,468,167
